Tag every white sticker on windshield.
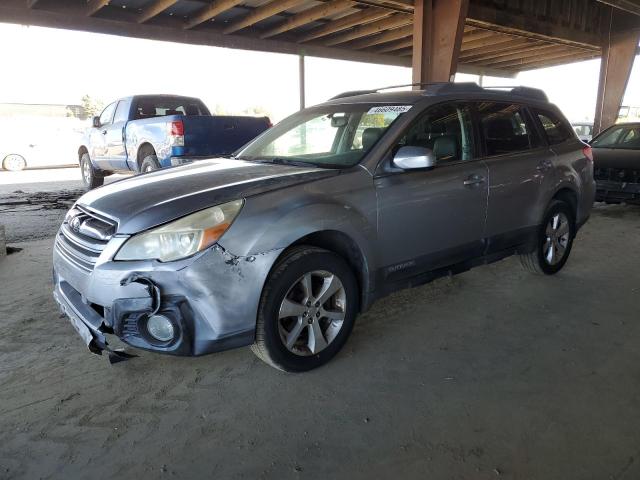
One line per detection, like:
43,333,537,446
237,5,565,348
367,105,412,114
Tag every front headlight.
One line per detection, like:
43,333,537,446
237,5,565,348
115,199,243,262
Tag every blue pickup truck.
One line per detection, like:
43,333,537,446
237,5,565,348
78,94,271,189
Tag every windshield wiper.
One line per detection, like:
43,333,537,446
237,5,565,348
268,158,319,168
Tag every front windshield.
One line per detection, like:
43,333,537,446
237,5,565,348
236,104,412,168
591,124,640,149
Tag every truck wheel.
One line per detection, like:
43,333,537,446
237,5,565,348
141,155,160,173
520,200,575,275
80,153,104,190
251,246,359,372
2,154,26,171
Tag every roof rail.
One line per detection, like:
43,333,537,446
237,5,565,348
329,82,549,102
481,86,548,102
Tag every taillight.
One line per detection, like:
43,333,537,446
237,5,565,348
582,145,593,162
168,120,184,146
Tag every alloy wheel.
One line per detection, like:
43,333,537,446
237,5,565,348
277,270,347,356
543,212,570,265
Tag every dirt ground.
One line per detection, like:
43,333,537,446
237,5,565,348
1,181,640,479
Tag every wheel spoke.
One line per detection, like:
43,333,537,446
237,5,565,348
285,319,306,349
308,321,328,354
322,308,345,322
554,239,566,260
300,273,313,302
546,241,555,264
316,275,342,306
552,214,560,230
556,222,569,237
279,298,307,319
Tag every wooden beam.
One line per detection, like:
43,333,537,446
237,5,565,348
518,52,600,71
260,0,355,39
323,13,411,45
185,0,244,30
373,36,412,53
594,10,640,133
0,1,410,67
297,7,391,42
138,0,178,23
223,0,303,34
596,0,640,16
350,24,413,49
86,0,111,16
412,0,469,84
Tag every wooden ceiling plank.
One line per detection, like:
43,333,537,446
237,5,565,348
297,7,391,42
350,24,412,49
224,0,304,34
323,13,411,45
260,0,355,39
461,41,551,62
492,49,593,69
185,0,245,29
138,0,179,23
87,0,111,16
373,36,412,53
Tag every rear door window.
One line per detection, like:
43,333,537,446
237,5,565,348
533,109,574,145
477,102,536,156
113,101,129,124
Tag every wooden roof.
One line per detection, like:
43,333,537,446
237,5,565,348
6,0,640,75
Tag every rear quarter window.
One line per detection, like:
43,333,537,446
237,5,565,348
533,109,574,145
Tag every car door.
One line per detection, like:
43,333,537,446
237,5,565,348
90,102,116,169
105,99,130,171
478,101,554,252
375,102,488,281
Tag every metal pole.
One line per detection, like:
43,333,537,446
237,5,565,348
299,54,306,110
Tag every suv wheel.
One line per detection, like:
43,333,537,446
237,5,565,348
251,246,358,372
520,200,575,275
80,153,104,190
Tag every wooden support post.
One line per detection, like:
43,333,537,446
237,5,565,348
594,10,640,134
412,0,469,85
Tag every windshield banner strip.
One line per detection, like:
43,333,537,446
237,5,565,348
367,105,412,114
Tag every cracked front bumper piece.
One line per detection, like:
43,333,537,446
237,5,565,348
52,229,283,358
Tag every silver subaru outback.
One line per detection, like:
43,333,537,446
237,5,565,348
53,83,595,371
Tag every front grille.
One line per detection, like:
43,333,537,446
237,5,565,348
595,167,640,183
55,206,116,272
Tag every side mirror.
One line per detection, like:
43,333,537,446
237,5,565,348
93,116,101,128
392,146,436,170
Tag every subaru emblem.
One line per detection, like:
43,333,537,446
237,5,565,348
70,216,82,232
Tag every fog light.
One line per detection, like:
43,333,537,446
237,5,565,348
146,314,175,342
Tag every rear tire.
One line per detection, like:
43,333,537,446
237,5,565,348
140,154,160,173
2,154,26,171
80,153,104,190
520,200,575,275
251,246,359,372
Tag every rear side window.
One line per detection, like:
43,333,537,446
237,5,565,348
477,102,536,156
534,109,573,145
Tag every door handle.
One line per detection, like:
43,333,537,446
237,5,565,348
463,175,485,186
102,130,107,135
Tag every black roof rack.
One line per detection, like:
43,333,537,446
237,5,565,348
329,82,548,102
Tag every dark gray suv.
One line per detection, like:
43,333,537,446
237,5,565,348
53,83,595,371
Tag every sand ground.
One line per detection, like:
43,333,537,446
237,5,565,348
1,178,640,479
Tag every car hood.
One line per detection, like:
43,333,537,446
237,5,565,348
77,158,339,234
593,147,640,169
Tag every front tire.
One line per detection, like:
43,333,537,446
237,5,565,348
80,153,104,190
2,154,26,171
251,246,359,372
520,200,575,275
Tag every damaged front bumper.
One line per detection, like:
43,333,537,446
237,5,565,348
52,230,283,360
